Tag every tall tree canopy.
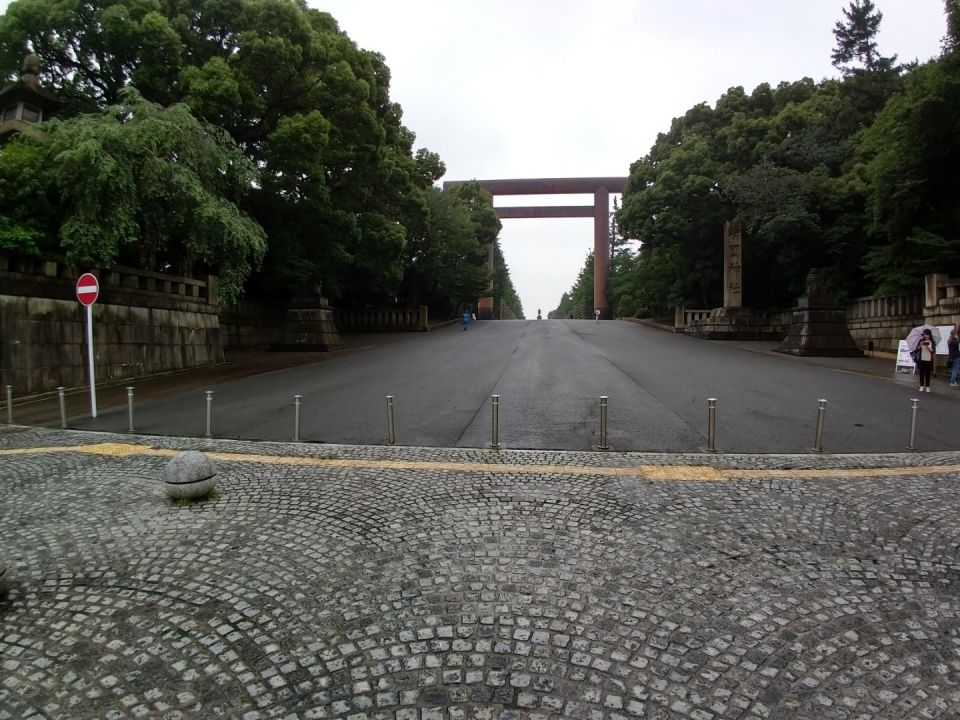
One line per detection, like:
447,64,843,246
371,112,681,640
0,0,513,313
0,88,266,303
595,0,958,319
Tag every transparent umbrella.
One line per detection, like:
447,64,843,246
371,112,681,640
905,324,942,350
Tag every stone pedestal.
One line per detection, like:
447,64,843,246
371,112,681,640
778,270,862,357
275,295,344,351
688,306,783,340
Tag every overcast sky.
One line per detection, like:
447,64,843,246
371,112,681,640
0,1,948,316
311,0,947,317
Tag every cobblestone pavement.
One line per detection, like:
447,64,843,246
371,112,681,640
3,426,960,719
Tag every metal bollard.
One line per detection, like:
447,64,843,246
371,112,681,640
127,387,135,433
707,398,717,452
907,398,919,451
812,398,827,453
598,396,609,450
57,387,67,429
5,385,11,424
386,395,396,445
293,394,302,442
204,390,214,438
491,395,501,449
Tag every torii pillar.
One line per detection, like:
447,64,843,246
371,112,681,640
443,177,627,319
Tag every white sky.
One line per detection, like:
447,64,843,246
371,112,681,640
0,0,948,316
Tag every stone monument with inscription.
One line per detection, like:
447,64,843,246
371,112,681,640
687,221,781,339
274,281,344,351
778,269,862,356
724,219,743,310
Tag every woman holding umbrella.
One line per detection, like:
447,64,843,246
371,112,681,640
915,327,937,392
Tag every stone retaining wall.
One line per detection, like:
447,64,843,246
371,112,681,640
0,253,222,395
220,299,284,349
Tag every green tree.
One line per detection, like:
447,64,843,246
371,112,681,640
831,0,903,117
608,245,679,318
493,242,524,319
0,139,53,254
947,0,960,53
0,88,266,303
551,252,594,319
0,0,528,311
401,187,488,317
0,0,431,305
858,54,960,292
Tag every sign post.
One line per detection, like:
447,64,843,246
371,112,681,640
76,273,99,417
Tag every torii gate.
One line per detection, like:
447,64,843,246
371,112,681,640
442,177,627,319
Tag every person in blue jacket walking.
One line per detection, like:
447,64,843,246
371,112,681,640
462,309,470,330
948,327,960,387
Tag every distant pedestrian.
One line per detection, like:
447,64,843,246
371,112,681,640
916,328,936,392
948,327,960,387
462,310,470,330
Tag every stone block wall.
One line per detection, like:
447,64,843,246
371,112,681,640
1,252,222,395
220,299,285,349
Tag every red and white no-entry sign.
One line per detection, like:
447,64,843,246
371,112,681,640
76,273,99,306
76,272,100,417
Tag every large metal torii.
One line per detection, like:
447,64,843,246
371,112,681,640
443,177,627,319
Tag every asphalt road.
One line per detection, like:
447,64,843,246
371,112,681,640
68,320,958,453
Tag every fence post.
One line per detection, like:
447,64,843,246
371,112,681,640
707,398,717,452
907,398,919,451
813,398,827,453
58,387,67,429
293,394,302,442
205,390,214,438
386,396,396,445
598,396,609,450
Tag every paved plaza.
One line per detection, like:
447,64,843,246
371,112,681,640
2,425,960,719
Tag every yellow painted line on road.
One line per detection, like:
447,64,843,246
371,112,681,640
2,443,959,482
728,466,960,479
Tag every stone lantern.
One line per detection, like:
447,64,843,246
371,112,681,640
0,54,61,145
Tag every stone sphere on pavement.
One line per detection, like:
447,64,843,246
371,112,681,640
163,451,217,500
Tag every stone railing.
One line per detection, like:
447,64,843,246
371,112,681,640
334,306,428,332
0,252,218,311
674,307,712,330
844,292,923,354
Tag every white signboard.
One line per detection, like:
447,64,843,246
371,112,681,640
935,325,953,355
895,339,915,374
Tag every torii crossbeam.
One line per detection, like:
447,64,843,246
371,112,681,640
443,177,627,319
